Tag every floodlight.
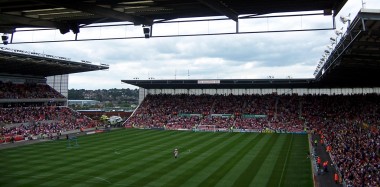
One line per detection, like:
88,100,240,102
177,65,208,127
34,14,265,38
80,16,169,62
335,27,344,36
70,24,80,34
2,34,9,45
324,50,330,54
143,26,150,38
340,13,351,24
335,30,343,36
330,37,336,42
327,45,333,50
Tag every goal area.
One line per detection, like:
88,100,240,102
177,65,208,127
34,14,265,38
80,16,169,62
195,125,216,132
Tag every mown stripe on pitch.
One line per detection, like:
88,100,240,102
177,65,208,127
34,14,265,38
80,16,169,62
21,129,168,186
125,132,237,187
250,134,287,186
32,130,193,187
1,129,163,176
231,133,279,187
159,133,257,187
103,131,223,185
195,133,265,187
1,128,159,166
282,135,312,187
74,130,201,185
2,128,144,153
9,140,120,186
280,134,295,187
113,133,232,184
83,128,164,146
1,129,182,187
265,134,292,187
69,128,167,149
247,134,287,187
210,134,270,187
0,130,142,186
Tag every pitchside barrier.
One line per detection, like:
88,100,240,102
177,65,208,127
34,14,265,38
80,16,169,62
194,125,216,132
128,124,308,134
0,135,24,143
192,126,307,134
0,134,56,143
308,134,319,187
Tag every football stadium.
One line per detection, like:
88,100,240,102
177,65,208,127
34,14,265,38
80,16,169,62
1,1,380,187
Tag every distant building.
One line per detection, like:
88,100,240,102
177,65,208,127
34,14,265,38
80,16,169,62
68,100,100,107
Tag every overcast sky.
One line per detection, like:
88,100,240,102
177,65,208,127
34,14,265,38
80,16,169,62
8,0,380,90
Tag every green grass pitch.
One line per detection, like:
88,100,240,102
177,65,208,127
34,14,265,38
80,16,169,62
0,129,312,187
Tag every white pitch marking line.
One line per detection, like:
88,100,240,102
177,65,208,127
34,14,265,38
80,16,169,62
93,176,111,184
278,134,293,187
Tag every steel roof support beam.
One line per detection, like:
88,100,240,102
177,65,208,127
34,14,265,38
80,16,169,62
198,0,238,22
0,13,58,29
34,0,153,26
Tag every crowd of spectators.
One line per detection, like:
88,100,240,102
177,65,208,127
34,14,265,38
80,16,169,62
212,94,245,114
316,121,379,187
0,81,99,142
0,81,64,99
304,94,380,187
165,116,200,130
124,93,306,132
200,116,235,129
127,94,214,129
1,106,98,141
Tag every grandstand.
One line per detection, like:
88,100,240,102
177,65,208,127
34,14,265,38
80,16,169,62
0,48,108,143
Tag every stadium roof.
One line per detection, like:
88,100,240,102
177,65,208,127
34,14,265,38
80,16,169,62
0,47,109,77
122,78,325,89
315,9,380,87
0,0,347,33
123,9,380,90
122,77,380,89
